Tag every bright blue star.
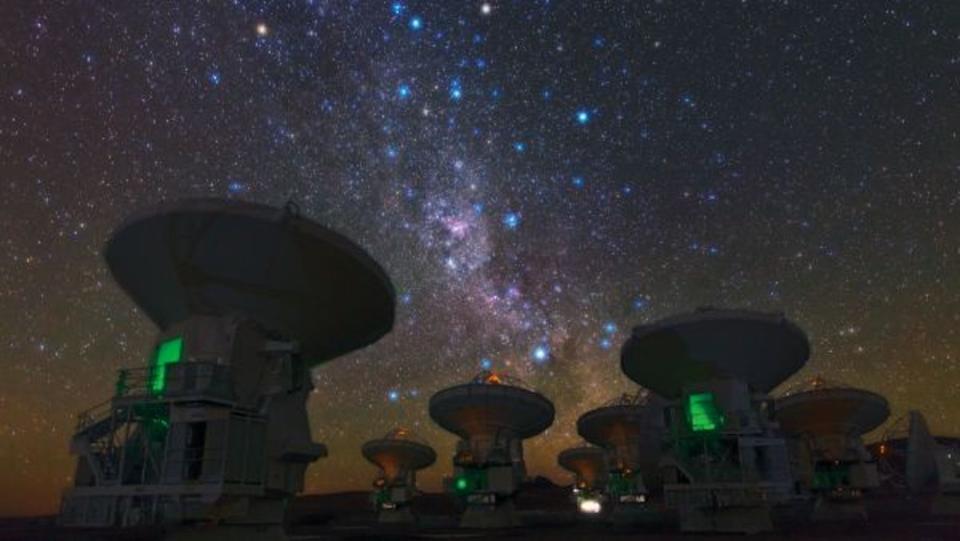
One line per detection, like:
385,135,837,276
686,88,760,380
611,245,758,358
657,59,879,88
502,212,520,230
475,58,487,69
386,146,398,159
449,80,463,101
576,109,590,124
603,322,617,334
532,345,550,363
387,390,400,402
480,357,493,370
391,2,404,15
399,292,412,304
227,180,245,194
397,84,411,99
599,338,613,350
572,176,585,188
513,141,526,152
409,16,422,30
472,202,484,214
632,296,649,311
208,71,221,86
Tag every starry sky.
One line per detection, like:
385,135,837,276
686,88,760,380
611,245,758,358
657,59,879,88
2,0,959,517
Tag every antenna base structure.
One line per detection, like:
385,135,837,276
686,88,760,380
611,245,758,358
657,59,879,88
621,308,810,534
362,428,436,525
576,391,666,525
430,371,554,528
558,445,609,519
776,376,890,522
59,200,396,538
876,411,960,517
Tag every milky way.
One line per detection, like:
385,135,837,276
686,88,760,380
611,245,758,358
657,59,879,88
1,1,958,515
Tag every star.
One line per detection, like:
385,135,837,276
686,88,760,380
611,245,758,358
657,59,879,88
449,80,463,101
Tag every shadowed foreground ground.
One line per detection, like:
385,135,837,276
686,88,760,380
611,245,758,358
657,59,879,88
3,487,958,540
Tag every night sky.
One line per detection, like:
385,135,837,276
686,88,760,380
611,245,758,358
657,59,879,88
2,1,959,517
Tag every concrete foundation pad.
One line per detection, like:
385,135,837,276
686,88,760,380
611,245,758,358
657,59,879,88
609,504,662,528
931,493,960,516
812,498,867,522
377,507,416,525
460,501,519,529
162,524,287,541
679,506,774,534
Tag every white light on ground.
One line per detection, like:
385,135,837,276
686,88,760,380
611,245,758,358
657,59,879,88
579,498,602,514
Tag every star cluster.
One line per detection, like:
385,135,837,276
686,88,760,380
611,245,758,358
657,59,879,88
1,1,958,516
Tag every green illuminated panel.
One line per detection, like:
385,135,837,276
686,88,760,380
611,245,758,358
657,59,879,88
453,469,486,494
687,392,723,432
150,337,183,394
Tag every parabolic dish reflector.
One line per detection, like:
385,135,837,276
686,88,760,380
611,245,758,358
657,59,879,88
429,373,554,440
558,446,607,486
362,429,436,481
776,385,890,437
577,406,665,449
577,393,666,476
104,198,396,364
621,308,810,398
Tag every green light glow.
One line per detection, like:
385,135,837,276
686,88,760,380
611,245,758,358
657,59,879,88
455,477,469,491
813,463,851,490
150,337,183,394
687,392,723,432
607,472,633,496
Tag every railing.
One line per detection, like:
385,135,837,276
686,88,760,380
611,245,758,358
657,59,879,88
76,398,115,432
112,366,152,398
77,362,234,433
114,362,234,402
